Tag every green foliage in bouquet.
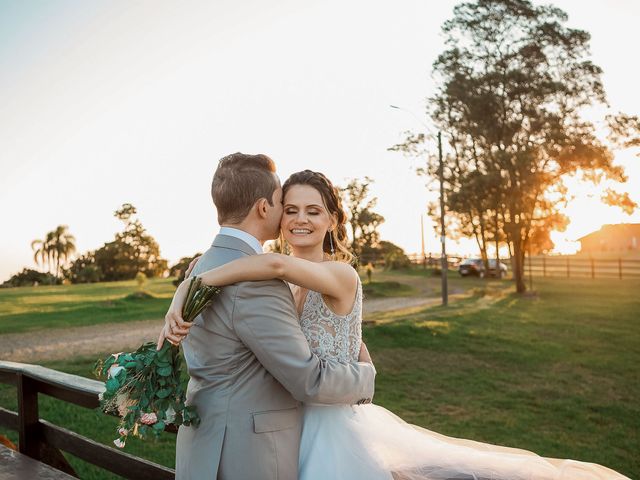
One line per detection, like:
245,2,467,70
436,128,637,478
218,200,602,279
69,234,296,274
94,276,220,448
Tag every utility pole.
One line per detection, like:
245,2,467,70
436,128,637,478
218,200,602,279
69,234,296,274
390,104,448,305
438,131,448,306
420,215,426,269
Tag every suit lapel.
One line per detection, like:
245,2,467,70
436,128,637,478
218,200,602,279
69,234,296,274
212,234,258,257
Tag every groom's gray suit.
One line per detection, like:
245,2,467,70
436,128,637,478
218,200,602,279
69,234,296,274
176,234,376,480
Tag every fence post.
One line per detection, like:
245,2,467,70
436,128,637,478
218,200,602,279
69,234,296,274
590,257,595,279
567,257,570,278
17,373,41,459
618,258,622,279
543,256,546,278
528,249,534,291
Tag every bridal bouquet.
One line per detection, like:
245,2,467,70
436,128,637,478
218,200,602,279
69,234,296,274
94,276,220,448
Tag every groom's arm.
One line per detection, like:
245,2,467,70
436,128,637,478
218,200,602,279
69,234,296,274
232,280,375,405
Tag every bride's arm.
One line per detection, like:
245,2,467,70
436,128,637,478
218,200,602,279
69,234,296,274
197,253,356,298
158,253,358,348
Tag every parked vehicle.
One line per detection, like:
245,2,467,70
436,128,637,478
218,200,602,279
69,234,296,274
458,258,483,277
486,259,508,277
458,258,508,278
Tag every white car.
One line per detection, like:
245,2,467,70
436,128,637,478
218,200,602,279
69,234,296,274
458,258,508,278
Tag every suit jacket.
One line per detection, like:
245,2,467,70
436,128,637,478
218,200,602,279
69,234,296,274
175,234,376,480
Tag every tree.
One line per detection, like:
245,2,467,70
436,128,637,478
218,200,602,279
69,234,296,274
63,252,102,284
607,113,640,155
93,204,168,281
50,225,76,278
169,253,203,286
445,170,501,270
31,225,76,278
341,177,385,264
393,0,636,292
378,241,412,270
64,204,168,283
115,203,137,221
31,236,52,273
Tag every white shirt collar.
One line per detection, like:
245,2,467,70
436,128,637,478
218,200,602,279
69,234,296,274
218,227,263,254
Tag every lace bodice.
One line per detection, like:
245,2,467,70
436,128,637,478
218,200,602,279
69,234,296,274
298,279,363,363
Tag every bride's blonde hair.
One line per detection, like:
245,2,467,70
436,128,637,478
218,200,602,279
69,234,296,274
281,170,354,265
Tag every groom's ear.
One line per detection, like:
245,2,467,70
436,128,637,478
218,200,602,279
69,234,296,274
255,198,269,219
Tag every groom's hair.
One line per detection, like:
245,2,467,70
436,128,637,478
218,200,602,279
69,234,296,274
212,152,278,224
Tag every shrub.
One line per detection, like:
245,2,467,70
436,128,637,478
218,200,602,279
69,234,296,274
135,272,147,290
1,268,60,287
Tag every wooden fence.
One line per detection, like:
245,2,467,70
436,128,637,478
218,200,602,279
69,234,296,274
524,256,640,279
0,361,176,479
406,254,462,270
406,254,640,279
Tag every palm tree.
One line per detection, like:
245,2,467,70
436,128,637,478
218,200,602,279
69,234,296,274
31,226,77,277
31,237,52,273
50,225,77,278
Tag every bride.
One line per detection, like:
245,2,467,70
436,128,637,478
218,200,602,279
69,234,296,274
163,170,629,479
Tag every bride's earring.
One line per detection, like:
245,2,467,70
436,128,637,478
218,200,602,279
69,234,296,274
328,230,335,257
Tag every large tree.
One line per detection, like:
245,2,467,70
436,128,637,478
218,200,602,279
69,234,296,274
65,204,168,283
393,0,635,292
607,113,640,155
94,203,168,281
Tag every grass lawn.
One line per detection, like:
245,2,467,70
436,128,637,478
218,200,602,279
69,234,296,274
0,269,474,335
0,278,176,334
364,267,502,296
362,280,416,298
367,277,639,478
0,275,638,478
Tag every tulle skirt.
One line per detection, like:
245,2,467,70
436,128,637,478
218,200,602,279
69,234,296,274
298,403,629,480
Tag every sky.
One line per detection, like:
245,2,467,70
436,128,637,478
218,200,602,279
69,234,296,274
1,0,639,282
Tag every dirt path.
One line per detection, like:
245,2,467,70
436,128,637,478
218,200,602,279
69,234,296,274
0,318,167,363
362,296,456,318
0,293,468,363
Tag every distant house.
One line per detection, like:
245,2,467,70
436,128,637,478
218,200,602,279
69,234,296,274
577,224,640,253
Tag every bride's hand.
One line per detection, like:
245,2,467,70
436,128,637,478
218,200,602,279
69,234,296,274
184,255,201,278
156,279,193,349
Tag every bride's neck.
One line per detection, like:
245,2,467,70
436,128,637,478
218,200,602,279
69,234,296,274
290,245,325,263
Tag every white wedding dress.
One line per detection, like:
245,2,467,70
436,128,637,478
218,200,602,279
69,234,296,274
296,279,629,480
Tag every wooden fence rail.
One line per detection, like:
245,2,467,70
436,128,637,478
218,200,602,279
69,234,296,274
0,361,176,479
406,254,462,270
525,256,640,279
405,254,640,279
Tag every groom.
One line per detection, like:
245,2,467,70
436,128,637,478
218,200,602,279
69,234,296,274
159,153,376,480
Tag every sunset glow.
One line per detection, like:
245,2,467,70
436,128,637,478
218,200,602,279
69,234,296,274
0,0,638,282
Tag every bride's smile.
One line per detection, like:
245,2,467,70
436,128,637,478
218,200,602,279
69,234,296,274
281,184,336,255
